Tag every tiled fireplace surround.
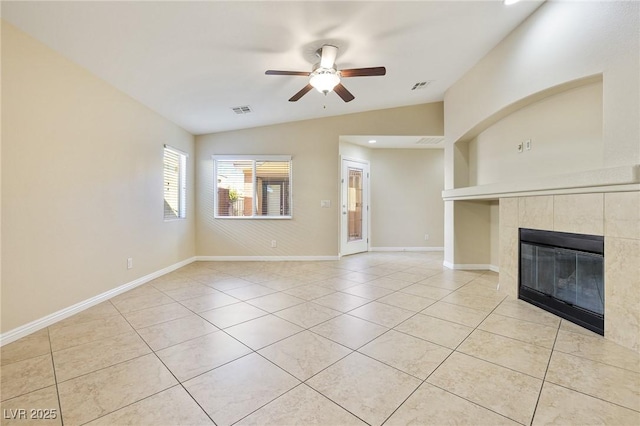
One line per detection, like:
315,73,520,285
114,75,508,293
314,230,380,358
498,191,640,353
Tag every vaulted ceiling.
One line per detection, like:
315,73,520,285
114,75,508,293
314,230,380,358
2,1,543,135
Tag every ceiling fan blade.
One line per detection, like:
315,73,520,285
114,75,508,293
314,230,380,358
334,83,355,103
266,70,310,76
340,67,386,77
320,45,338,69
289,84,313,102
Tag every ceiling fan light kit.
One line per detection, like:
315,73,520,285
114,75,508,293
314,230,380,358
266,44,386,103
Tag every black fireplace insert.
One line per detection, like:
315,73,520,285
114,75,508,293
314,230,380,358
519,228,604,335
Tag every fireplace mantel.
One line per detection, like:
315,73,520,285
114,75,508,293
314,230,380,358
443,165,639,201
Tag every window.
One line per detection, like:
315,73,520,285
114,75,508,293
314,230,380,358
164,145,187,220
214,155,291,218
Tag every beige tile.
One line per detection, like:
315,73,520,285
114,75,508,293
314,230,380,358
311,314,388,350
206,277,254,291
500,197,519,228
53,330,151,382
47,302,121,331
532,382,640,426
478,313,558,348
365,277,411,291
1,329,50,366
198,302,268,329
307,351,421,425
162,284,218,301
225,315,303,350
312,292,370,312
400,284,452,300
341,284,395,300
359,330,451,379
178,291,239,312
224,284,278,301
396,314,473,349
546,351,640,411
0,386,61,426
149,276,201,292
493,298,561,328
259,331,351,381
274,302,341,328
440,291,504,312
48,315,133,352
421,301,487,327
555,329,640,373
418,275,467,291
122,302,192,329
605,237,640,353
236,384,366,426
246,293,305,313
156,331,251,381
0,354,55,402
137,314,218,351
348,301,414,328
427,352,542,425
519,195,554,230
84,385,213,425
183,353,299,426
283,284,335,301
458,329,551,379
605,191,640,239
341,271,378,284
110,290,175,314
385,271,433,283
554,193,604,235
377,291,437,312
315,277,360,291
109,285,160,303
57,353,177,425
498,225,519,298
243,271,284,284
386,382,520,426
560,318,600,337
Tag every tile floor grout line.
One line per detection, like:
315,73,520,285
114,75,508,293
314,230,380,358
116,306,220,426
528,316,563,426
540,380,640,414
46,327,65,426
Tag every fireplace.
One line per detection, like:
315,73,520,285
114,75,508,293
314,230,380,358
519,228,604,335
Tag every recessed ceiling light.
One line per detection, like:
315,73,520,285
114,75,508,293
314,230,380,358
504,0,521,5
368,139,377,144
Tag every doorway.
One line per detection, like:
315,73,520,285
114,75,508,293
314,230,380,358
340,158,370,256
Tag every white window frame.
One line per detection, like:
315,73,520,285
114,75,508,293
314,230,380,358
164,145,188,221
213,155,292,219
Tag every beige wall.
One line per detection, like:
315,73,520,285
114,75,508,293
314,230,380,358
1,23,196,333
444,1,638,191
467,81,603,186
443,1,639,269
196,103,443,257
370,149,444,248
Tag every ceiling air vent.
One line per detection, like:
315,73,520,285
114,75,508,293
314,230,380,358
411,81,433,91
416,136,445,146
231,105,252,114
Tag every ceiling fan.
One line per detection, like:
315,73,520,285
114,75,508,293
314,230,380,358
265,45,386,103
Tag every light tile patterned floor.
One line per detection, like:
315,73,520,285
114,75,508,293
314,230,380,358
1,252,639,425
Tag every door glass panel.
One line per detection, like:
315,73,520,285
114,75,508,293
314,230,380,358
348,167,363,241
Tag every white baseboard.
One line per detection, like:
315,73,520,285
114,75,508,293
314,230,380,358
443,261,499,272
196,255,340,262
0,256,197,347
370,247,444,252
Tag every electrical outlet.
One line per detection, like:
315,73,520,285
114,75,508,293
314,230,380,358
127,257,133,269
517,143,523,153
525,139,532,150
271,240,277,248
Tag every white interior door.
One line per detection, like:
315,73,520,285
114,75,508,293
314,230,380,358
341,158,369,256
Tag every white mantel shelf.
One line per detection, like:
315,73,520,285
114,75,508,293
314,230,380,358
442,165,640,201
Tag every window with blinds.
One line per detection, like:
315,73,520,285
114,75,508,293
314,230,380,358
213,155,292,219
164,145,187,220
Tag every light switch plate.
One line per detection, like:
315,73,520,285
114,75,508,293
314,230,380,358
320,200,331,208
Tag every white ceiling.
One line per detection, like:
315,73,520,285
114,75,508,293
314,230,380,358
340,135,445,149
2,1,543,136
